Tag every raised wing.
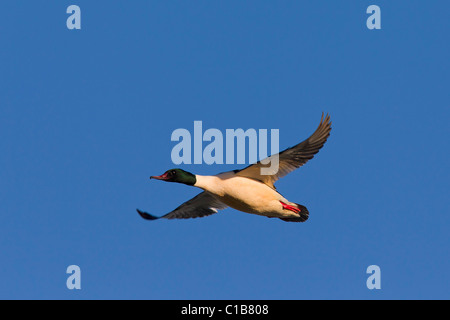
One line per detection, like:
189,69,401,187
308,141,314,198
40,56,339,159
137,191,227,220
235,113,332,188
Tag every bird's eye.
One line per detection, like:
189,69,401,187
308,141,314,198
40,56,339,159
171,170,176,175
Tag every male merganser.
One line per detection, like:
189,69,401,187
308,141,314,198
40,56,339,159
137,113,331,222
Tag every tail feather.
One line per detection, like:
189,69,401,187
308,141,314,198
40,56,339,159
280,204,309,222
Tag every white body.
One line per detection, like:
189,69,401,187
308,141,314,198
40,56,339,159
194,173,300,219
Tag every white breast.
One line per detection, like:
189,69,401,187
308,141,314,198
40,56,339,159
194,174,288,216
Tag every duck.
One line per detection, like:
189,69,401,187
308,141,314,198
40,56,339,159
137,113,331,223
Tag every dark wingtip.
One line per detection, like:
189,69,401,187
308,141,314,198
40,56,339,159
136,209,160,220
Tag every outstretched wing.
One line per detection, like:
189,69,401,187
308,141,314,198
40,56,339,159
235,113,332,188
137,191,227,220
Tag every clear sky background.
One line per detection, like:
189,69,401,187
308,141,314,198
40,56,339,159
0,1,448,299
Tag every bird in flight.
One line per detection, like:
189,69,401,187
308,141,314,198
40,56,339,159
137,113,331,222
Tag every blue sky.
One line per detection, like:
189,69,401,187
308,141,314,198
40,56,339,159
0,1,448,299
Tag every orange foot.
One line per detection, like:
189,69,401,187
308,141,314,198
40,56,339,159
280,201,301,214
